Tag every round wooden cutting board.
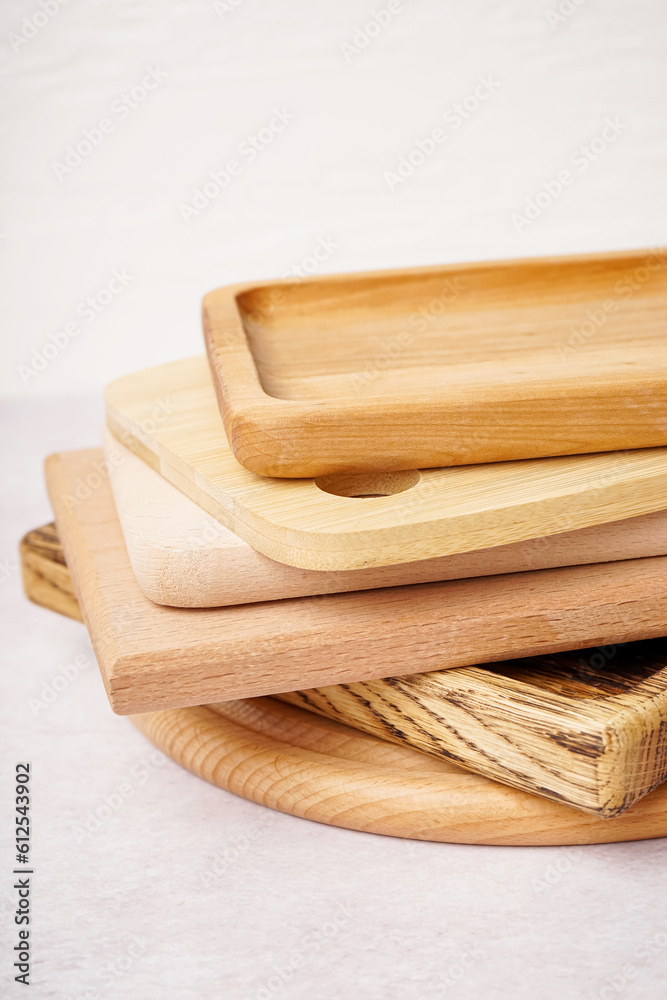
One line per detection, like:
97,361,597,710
131,696,667,846
21,523,667,846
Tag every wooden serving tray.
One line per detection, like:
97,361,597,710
203,249,667,477
16,539,667,840
105,356,667,572
103,429,667,608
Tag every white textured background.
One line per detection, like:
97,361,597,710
2,1,667,998
2,0,667,396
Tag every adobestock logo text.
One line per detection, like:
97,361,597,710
512,117,627,232
179,108,295,222
8,0,71,54
384,75,501,190
52,68,167,180
18,269,133,384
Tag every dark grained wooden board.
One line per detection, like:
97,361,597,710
279,642,667,816
17,539,667,841
21,520,667,816
19,522,82,623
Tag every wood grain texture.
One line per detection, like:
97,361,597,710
103,427,667,608
105,355,667,571
19,523,82,622
131,699,667,845
203,248,667,477
20,522,667,824
281,641,667,817
42,451,667,722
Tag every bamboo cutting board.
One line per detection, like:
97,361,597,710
20,523,667,821
103,428,667,608
105,356,667,572
203,248,667,477
15,539,667,842
44,449,667,717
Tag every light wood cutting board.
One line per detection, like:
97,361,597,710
21,522,667,818
45,449,667,716
103,428,667,608
105,356,667,571
203,248,667,477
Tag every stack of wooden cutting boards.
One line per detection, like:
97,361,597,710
25,247,667,845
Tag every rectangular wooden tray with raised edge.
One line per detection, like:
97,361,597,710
203,248,667,478
44,448,667,716
104,356,667,573
20,520,667,818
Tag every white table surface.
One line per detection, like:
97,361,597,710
3,1,667,996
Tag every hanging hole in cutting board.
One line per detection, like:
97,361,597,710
315,470,421,498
